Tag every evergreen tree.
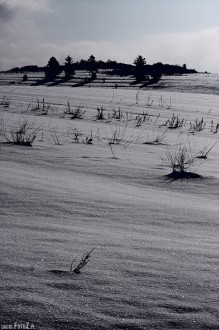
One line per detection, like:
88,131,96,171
87,54,97,73
45,56,62,80
64,55,75,78
133,55,146,82
133,55,146,67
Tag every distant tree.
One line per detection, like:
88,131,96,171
97,60,105,69
45,56,62,80
22,74,28,82
77,59,85,69
106,59,118,70
182,63,187,73
64,55,75,78
133,55,146,67
9,67,20,73
87,54,97,73
133,55,146,81
88,54,95,63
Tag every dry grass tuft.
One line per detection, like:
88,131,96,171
70,248,95,274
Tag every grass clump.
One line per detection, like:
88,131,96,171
0,96,10,108
163,138,203,180
210,121,219,134
189,118,206,132
96,107,105,120
135,112,150,127
70,248,95,274
164,113,185,129
112,107,123,120
4,118,41,146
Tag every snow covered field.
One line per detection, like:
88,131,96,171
0,74,219,329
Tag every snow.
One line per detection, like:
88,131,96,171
0,74,219,329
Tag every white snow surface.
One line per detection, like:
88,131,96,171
0,74,219,330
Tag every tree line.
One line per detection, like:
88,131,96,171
9,54,197,82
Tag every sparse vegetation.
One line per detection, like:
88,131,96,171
214,123,219,134
164,113,185,129
135,90,140,105
108,122,130,146
65,103,85,119
111,108,123,120
196,142,217,159
146,95,153,107
85,131,93,144
143,129,167,145
3,118,41,146
189,118,206,132
0,72,218,330
210,121,219,134
67,127,93,144
135,112,150,127
70,248,95,274
49,127,63,145
96,107,105,120
163,138,203,180
31,98,50,115
69,128,82,143
0,114,7,140
158,95,171,109
0,96,10,108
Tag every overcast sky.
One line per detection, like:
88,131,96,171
0,0,219,72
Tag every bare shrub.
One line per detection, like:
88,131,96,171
65,102,85,119
4,118,41,146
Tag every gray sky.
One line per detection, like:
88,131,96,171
0,0,219,72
